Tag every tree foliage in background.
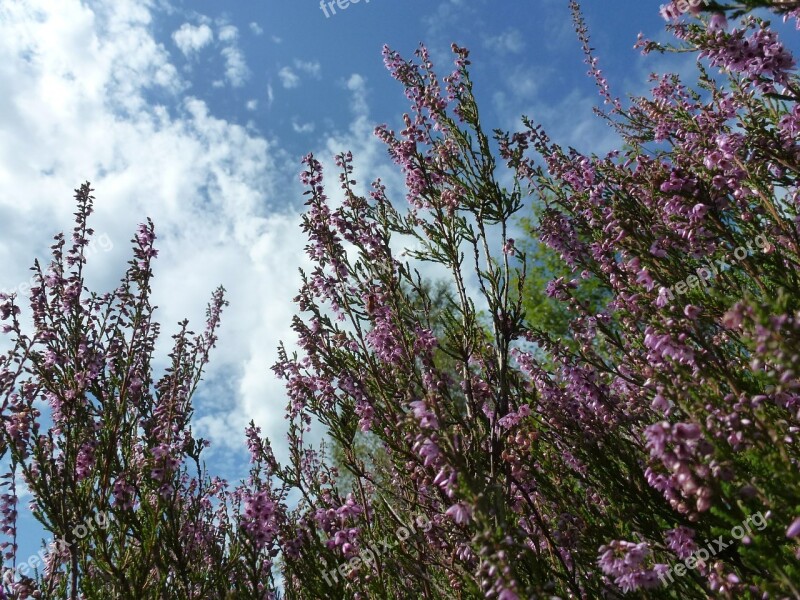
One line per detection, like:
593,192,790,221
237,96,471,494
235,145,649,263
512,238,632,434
1,1,800,598
516,207,611,360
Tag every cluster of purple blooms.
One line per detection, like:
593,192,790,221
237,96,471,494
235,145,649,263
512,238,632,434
1,1,799,598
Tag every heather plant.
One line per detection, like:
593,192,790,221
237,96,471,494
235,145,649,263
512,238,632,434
2,0,800,598
661,0,800,23
265,46,677,599
0,184,283,599
255,2,800,598
514,1,800,595
516,206,612,361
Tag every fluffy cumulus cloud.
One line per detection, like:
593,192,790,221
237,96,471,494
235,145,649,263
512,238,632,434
222,45,248,86
277,59,321,89
218,24,238,43
293,59,321,78
172,22,214,56
278,66,300,88
0,0,415,483
346,73,369,118
217,24,248,87
0,0,314,468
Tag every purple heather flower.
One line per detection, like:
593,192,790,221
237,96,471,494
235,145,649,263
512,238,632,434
651,392,670,413
413,436,441,468
598,540,655,591
786,517,800,538
684,305,702,320
409,400,439,429
708,12,728,31
665,526,697,559
445,502,472,525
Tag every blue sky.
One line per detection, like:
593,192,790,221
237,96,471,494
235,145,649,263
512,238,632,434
1,0,799,562
155,0,685,159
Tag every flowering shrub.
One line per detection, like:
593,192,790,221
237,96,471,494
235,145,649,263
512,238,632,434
0,184,284,598
1,1,799,598
660,0,800,27
263,2,800,597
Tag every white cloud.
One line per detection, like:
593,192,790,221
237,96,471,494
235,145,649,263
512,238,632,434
218,24,238,43
484,29,525,54
424,0,474,36
222,45,248,87
291,120,315,134
278,66,300,88
346,73,368,118
293,59,321,78
506,66,538,99
267,83,274,107
0,0,404,485
277,60,321,89
249,21,263,36
246,99,258,111
166,21,247,88
172,23,213,57
0,0,305,468
213,24,248,87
